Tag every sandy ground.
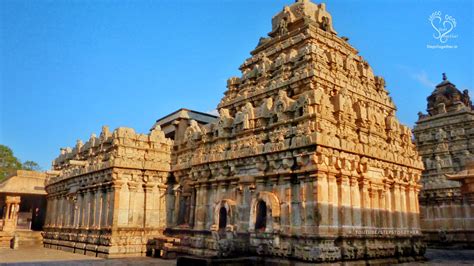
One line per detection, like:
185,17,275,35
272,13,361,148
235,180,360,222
1,247,473,265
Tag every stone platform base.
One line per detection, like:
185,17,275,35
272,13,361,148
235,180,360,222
423,230,474,249
0,231,13,249
153,233,426,264
42,227,166,258
176,255,426,266
43,239,147,258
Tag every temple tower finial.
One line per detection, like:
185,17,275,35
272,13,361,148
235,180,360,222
442,73,447,81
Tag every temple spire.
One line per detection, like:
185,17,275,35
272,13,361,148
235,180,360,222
442,73,447,81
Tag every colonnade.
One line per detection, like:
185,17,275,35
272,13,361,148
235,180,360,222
45,185,115,230
170,170,421,237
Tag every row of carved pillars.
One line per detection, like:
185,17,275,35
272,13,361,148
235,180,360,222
169,172,421,234
115,181,167,228
420,202,473,231
46,180,168,231
45,185,116,230
315,172,421,235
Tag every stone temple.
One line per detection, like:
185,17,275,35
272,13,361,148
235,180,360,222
43,126,172,256
44,0,426,263
413,74,474,247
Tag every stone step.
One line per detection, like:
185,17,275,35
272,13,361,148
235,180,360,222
14,231,43,247
0,232,14,248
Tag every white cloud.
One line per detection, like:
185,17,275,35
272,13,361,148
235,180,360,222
411,70,436,88
395,65,436,88
207,109,219,116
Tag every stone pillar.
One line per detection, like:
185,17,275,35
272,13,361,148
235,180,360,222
279,177,290,234
68,197,74,227
55,197,61,227
144,182,156,228
50,197,56,226
238,177,254,231
290,178,301,234
109,183,121,228
166,183,176,227
89,189,96,228
58,196,65,227
406,186,416,229
378,189,384,228
400,184,407,229
384,183,393,229
44,199,51,226
188,188,196,228
131,180,144,227
100,188,109,228
76,193,83,228
392,184,402,228
113,181,126,227
3,203,11,220
80,191,88,228
414,186,421,229
350,176,361,228
84,189,92,229
359,178,371,228
94,187,103,228
303,177,315,234
173,187,182,226
316,172,329,235
327,173,339,233
206,183,218,229
338,175,352,232
158,184,167,228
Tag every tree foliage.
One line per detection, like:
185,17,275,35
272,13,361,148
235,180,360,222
0,144,41,181
22,160,41,171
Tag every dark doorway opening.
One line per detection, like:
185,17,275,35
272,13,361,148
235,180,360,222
218,206,227,230
255,200,267,231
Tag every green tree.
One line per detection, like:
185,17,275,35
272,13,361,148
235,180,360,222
0,144,23,180
22,160,41,171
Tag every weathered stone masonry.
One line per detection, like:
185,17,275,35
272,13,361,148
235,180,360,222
43,126,172,257
44,0,428,263
155,0,425,263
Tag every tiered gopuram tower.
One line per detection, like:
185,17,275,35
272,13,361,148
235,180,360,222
413,74,474,247
156,0,425,263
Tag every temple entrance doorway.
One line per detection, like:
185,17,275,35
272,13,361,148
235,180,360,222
255,200,267,231
218,206,227,230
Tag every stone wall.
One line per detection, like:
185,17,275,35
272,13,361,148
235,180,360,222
154,0,425,263
413,75,474,247
43,126,172,257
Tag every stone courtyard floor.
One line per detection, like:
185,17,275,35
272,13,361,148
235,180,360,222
0,248,175,265
0,247,473,265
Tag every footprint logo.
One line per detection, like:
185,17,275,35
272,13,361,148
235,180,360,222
429,11,457,43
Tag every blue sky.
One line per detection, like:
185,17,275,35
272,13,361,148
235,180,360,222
1,0,473,170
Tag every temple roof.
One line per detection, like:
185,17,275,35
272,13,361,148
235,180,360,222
0,170,47,195
269,0,337,37
426,73,473,116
